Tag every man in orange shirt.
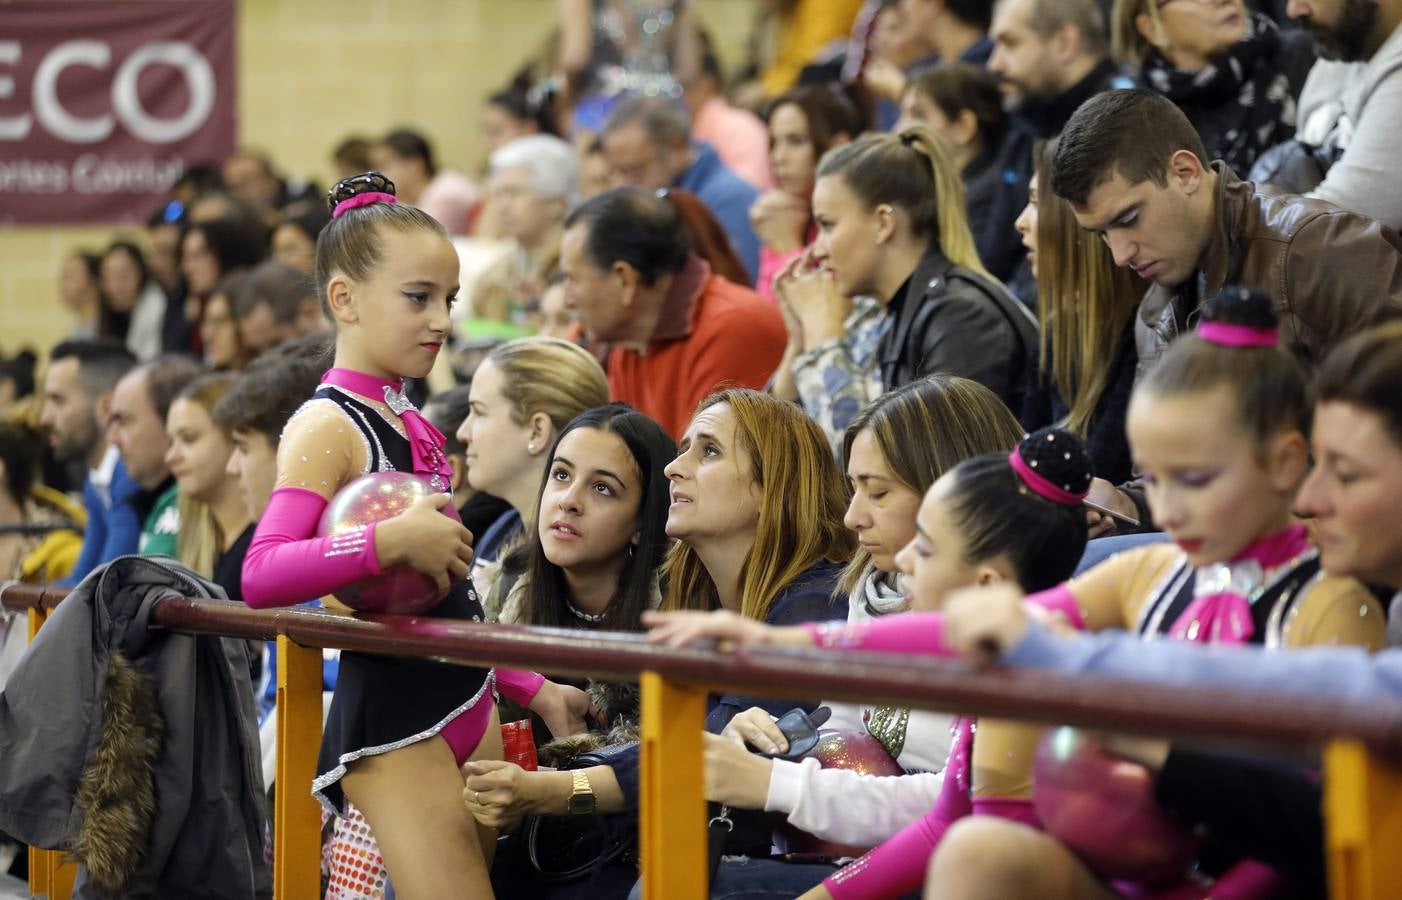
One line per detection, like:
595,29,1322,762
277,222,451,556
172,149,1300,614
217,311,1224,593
560,187,787,439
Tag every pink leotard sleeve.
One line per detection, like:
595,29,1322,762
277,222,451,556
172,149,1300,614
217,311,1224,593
245,487,549,704
823,719,1038,900
495,668,545,705
1024,585,1085,630
803,611,955,656
801,586,1085,656
821,718,1042,900
242,486,383,609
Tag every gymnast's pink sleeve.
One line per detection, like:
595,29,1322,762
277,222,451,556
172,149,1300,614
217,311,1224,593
800,585,1084,656
823,719,975,900
1024,585,1085,630
242,486,382,609
495,669,545,705
801,612,955,656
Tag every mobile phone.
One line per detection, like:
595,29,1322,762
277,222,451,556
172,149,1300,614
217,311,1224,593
1083,499,1140,530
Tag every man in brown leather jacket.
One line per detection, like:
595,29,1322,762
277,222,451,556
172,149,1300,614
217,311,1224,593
1052,88,1402,379
1050,88,1402,527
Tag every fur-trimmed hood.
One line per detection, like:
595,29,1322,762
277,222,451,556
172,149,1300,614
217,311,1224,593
0,556,270,898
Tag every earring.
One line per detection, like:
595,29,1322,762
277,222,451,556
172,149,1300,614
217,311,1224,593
628,544,635,559
527,442,536,453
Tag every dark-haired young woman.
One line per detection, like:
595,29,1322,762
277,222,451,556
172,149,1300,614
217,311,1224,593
100,241,169,362
495,404,675,634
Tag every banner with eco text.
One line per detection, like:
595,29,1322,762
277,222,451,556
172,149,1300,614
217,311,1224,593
0,0,236,224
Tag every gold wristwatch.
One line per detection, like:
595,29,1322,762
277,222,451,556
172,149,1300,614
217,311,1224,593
567,770,596,815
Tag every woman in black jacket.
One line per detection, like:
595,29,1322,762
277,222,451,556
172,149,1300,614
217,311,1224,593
773,126,1038,435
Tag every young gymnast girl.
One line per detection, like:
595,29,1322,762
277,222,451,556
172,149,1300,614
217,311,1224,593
241,173,587,899
652,287,1388,898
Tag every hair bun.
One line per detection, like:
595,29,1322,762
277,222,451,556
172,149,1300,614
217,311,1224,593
1201,285,1278,330
1014,427,1094,504
326,171,397,215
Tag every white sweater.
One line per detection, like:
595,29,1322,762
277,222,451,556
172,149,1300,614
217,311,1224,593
1297,22,1402,228
762,569,953,846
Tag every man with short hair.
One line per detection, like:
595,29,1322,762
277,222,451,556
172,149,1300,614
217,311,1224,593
989,0,1126,132
1252,0,1402,228
984,0,1133,301
107,356,205,557
600,97,762,280
1052,88,1402,521
560,187,785,438
233,261,328,357
39,339,141,584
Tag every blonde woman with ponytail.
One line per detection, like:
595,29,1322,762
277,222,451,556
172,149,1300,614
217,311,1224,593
776,125,1039,441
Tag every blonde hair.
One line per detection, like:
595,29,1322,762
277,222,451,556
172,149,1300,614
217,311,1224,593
662,389,856,622
1111,0,1165,67
816,126,994,281
173,373,239,578
484,336,610,430
837,376,1023,595
1034,140,1146,435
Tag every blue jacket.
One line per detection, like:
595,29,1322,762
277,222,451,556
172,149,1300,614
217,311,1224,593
63,457,142,586
677,143,761,282
1005,618,1402,704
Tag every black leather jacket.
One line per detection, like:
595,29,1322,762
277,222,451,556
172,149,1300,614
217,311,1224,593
877,247,1039,423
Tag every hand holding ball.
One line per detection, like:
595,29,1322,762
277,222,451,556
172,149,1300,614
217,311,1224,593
778,730,903,857
316,471,472,614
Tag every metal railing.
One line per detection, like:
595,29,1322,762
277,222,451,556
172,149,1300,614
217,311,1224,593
5,583,1402,899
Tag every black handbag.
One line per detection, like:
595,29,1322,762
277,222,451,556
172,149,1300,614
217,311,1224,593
514,746,638,885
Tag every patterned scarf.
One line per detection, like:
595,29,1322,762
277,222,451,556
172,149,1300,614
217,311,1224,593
1143,12,1295,175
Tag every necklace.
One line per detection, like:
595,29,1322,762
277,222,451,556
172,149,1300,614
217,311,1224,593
566,598,607,624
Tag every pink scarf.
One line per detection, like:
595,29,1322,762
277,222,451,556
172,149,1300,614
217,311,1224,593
320,368,453,491
1168,524,1312,645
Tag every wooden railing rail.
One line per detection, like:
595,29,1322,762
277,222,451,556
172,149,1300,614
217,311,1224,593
5,584,1401,899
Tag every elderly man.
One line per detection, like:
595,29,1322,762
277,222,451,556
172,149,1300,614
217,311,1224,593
469,134,579,332
559,187,784,438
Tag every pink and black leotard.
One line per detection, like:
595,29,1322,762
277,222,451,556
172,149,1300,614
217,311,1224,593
242,381,541,816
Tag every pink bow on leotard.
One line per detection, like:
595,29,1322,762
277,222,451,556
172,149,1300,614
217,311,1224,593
320,368,453,492
1168,525,1312,646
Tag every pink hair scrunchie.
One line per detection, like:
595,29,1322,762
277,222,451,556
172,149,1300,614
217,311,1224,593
1196,321,1278,348
332,191,398,219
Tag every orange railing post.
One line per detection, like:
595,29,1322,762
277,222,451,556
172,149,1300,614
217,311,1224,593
274,635,323,900
639,670,708,900
24,604,77,900
1323,738,1402,900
